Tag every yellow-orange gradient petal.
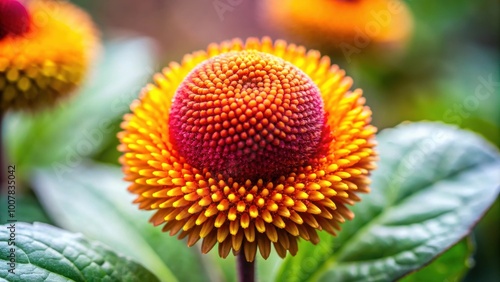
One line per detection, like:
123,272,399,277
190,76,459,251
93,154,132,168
261,0,413,48
118,37,377,262
0,0,99,112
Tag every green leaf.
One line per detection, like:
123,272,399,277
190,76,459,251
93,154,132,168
32,161,216,282
0,222,159,282
401,237,474,282
276,122,500,282
4,38,156,181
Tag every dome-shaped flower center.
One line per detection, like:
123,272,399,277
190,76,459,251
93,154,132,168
169,50,325,180
0,0,30,39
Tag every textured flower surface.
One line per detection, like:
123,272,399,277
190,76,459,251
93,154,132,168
119,37,377,262
261,0,413,48
0,0,98,111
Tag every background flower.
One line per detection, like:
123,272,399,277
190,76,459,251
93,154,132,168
259,0,414,51
0,0,98,112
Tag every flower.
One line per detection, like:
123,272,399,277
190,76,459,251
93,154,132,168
0,0,98,112
260,0,413,49
119,37,377,262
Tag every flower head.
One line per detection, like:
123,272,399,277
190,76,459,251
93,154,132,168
119,37,377,262
260,0,413,49
0,0,98,112
169,50,327,181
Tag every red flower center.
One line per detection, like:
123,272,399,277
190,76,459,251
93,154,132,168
0,0,30,39
169,50,326,180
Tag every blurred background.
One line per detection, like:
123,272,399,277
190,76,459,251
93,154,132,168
2,0,499,281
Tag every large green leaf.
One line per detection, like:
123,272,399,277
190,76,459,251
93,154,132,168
32,162,216,282
0,222,158,281
401,237,474,281
4,38,156,181
276,122,500,282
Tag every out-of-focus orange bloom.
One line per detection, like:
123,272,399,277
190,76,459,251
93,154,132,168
0,0,98,112
261,0,413,50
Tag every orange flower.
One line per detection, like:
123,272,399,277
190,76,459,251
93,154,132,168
119,37,377,262
0,0,98,112
260,0,413,48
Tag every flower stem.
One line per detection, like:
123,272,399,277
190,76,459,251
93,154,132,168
237,252,255,282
